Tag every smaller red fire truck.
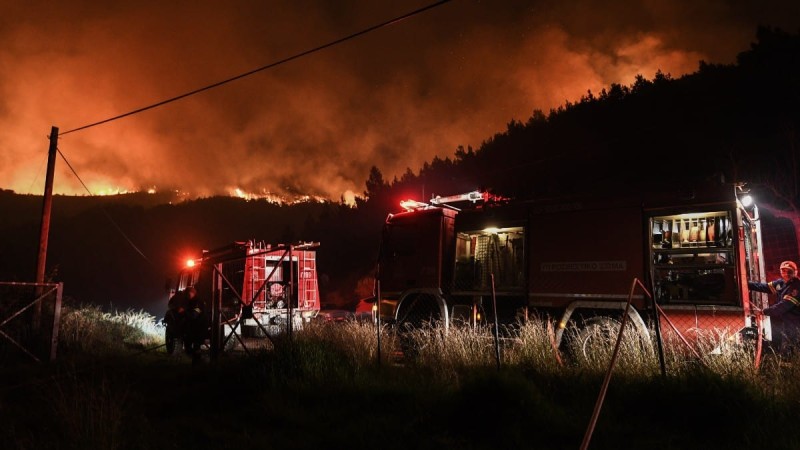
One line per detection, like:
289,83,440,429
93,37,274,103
374,180,772,352
165,240,321,356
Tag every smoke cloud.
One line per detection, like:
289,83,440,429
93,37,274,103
1,0,797,202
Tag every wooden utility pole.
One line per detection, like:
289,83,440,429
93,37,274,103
33,126,58,328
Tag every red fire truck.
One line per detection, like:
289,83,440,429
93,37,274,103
165,240,321,356
375,181,771,351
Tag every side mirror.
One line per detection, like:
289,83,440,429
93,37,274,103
164,278,173,294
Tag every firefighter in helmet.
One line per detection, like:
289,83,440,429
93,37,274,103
748,260,800,354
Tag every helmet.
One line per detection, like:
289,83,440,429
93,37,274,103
779,261,797,274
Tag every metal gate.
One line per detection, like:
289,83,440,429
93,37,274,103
0,282,62,363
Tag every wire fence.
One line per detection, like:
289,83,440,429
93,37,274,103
0,282,62,363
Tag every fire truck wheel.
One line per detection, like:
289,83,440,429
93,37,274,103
396,293,442,330
568,316,621,364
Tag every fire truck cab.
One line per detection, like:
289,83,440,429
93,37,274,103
376,182,770,350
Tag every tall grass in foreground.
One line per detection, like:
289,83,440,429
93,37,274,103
6,305,800,449
43,366,141,450
52,304,799,389
58,303,164,355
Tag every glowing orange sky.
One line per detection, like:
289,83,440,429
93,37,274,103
1,0,798,203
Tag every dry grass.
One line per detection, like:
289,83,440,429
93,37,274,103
54,304,795,388
43,367,135,450
298,319,397,370
402,320,498,382
503,316,565,374
5,306,800,450
58,304,164,355
371,314,799,391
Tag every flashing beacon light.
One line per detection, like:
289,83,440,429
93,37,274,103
186,259,196,268
735,183,755,209
400,199,429,211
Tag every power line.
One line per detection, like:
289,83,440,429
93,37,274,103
56,146,155,267
59,0,453,137
50,1,453,268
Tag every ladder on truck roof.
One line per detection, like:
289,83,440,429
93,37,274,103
429,190,507,211
245,242,273,310
401,190,504,212
430,190,490,205
297,251,318,310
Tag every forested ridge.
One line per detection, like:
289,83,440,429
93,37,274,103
1,26,798,315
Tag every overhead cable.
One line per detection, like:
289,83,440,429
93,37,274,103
59,0,453,136
56,147,155,266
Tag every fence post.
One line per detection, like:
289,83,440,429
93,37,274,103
490,273,500,371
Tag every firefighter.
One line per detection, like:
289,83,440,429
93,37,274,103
168,286,195,314
164,286,197,354
164,286,196,354
748,260,800,355
183,286,208,362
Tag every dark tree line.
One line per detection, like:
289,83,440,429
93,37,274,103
351,25,800,257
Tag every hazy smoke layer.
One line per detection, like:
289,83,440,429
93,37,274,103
1,0,797,202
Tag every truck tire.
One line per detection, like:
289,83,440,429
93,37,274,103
578,317,620,360
396,293,442,331
561,316,621,364
566,316,651,365
393,293,444,362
